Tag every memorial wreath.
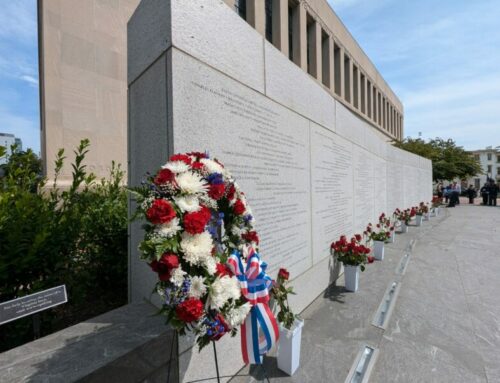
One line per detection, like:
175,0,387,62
132,152,278,363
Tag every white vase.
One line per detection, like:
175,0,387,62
415,215,423,226
423,213,430,221
344,264,359,292
373,240,384,260
389,230,395,243
400,223,409,233
277,319,304,376
435,207,439,216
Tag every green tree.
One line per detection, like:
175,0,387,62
393,137,482,182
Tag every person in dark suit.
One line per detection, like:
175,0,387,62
480,183,489,205
466,185,476,204
488,181,499,206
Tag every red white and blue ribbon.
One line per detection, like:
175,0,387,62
227,246,279,364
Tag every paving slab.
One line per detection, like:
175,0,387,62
230,205,500,382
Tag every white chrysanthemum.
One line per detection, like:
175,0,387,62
226,302,252,327
189,276,207,299
170,266,186,287
231,225,243,236
176,171,208,194
156,218,181,238
174,195,200,213
181,232,213,266
209,276,241,309
203,256,217,275
200,158,224,175
163,160,189,173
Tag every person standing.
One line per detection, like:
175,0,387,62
480,183,489,205
488,181,499,206
466,185,476,204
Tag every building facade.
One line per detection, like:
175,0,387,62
0,133,22,165
466,147,500,189
38,0,403,185
38,0,140,185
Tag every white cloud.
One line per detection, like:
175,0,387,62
20,75,39,87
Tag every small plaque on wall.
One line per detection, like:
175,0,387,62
0,285,68,325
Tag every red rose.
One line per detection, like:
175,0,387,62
146,199,176,224
233,199,246,215
175,298,204,322
169,154,192,165
154,168,176,186
208,183,225,200
226,184,236,200
355,234,362,242
150,253,179,281
278,268,290,281
216,263,232,277
184,209,210,234
367,256,375,263
242,231,259,244
191,161,205,170
186,151,207,159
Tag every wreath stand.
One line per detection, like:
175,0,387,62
165,332,270,383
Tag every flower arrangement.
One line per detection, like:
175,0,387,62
271,268,298,330
416,202,429,216
132,152,275,352
394,208,415,225
330,235,374,271
431,196,441,207
364,222,391,242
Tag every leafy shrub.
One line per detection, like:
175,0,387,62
0,140,127,352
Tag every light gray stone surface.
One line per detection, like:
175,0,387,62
0,303,177,383
172,0,265,93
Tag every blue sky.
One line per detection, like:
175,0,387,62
1,1,499,153
0,0,39,153
328,0,500,150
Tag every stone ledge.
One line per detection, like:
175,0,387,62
0,302,177,383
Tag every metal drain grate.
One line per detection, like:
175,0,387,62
345,345,378,383
372,281,400,329
396,253,411,275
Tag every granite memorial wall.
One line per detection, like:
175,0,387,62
128,1,432,380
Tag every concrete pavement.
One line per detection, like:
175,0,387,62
231,204,500,383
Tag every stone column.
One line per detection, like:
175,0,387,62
336,43,344,98
272,0,289,57
247,0,265,36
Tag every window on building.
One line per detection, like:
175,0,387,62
321,30,330,87
306,13,314,76
487,153,492,161
344,54,351,103
265,0,272,42
288,0,299,64
334,43,341,96
474,154,480,161
360,74,366,114
377,92,381,125
497,167,500,175
367,80,372,118
353,65,359,108
234,0,246,20
475,178,480,189
488,165,492,173
497,155,500,163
